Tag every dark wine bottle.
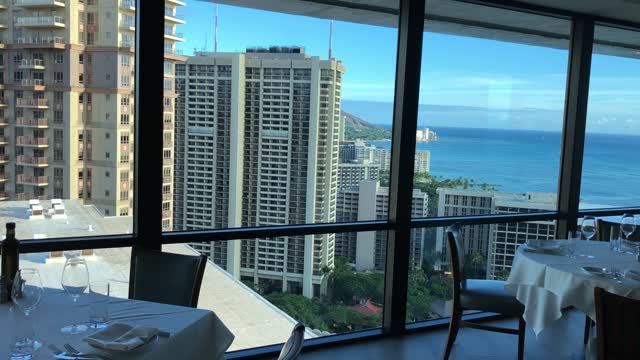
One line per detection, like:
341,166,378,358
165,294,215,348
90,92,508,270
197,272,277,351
1,222,19,295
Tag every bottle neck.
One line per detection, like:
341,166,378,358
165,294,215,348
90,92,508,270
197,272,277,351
5,229,15,241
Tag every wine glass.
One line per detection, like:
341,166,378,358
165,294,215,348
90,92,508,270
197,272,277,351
621,214,636,241
581,216,597,241
10,269,44,358
60,257,89,334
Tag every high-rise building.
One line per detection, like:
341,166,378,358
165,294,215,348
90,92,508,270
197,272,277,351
0,0,184,227
174,48,344,298
336,181,428,271
337,160,379,189
338,139,373,163
434,188,556,278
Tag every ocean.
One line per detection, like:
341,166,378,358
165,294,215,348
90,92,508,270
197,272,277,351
367,127,640,207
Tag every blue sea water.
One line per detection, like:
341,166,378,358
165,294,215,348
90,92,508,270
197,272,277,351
368,127,640,207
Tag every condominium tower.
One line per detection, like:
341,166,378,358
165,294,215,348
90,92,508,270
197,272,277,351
0,0,184,227
173,48,344,298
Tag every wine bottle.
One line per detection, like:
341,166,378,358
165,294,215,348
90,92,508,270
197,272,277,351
1,222,19,295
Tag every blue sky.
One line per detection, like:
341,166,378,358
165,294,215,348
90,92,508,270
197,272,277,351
177,2,640,134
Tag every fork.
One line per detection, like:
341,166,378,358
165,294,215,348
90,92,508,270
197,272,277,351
48,344,96,360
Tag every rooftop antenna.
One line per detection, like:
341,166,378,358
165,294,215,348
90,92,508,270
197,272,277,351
328,19,333,59
215,3,219,52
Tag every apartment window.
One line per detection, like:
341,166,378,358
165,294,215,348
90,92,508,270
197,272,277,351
54,92,63,104
79,54,84,64
121,75,130,87
120,152,129,163
14,72,23,82
54,72,64,84
13,53,23,64
53,51,64,64
120,133,130,144
54,111,63,123
121,96,130,105
87,12,96,25
87,33,95,45
120,170,129,182
54,129,64,161
121,55,130,67
105,152,110,159
105,133,110,139
120,208,129,216
120,191,129,201
120,114,130,125
105,190,110,197
106,171,110,178
79,73,84,84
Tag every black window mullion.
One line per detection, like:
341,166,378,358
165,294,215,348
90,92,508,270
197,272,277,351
556,16,594,238
134,0,165,250
383,0,425,335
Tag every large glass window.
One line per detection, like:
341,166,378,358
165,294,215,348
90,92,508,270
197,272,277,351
0,1,135,237
580,25,640,209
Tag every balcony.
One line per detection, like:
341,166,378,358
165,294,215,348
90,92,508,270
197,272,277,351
119,39,134,48
17,98,49,108
0,17,6,30
16,117,48,128
166,0,186,6
15,36,65,47
17,174,49,186
0,192,9,200
19,59,45,70
16,136,49,147
164,30,184,42
15,78,46,89
0,98,6,107
0,172,8,182
119,21,135,32
15,0,65,7
162,210,171,219
17,155,48,167
164,9,186,24
0,136,7,144
0,154,8,164
0,118,8,126
16,16,65,28
119,0,135,12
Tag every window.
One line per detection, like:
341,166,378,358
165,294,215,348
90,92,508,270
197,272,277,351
79,73,84,84
54,72,64,84
120,208,129,216
87,33,95,45
121,55,130,67
120,152,129,163
79,54,84,64
54,52,64,64
580,25,640,209
54,111,63,123
120,190,129,201
120,114,130,125
120,133,129,144
121,75,130,87
120,170,129,182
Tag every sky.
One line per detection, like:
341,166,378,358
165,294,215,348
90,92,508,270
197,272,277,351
176,1,640,134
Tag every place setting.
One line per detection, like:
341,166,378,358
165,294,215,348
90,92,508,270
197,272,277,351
6,256,172,360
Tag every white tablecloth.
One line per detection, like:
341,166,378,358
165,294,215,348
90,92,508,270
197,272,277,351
0,289,234,359
506,240,640,335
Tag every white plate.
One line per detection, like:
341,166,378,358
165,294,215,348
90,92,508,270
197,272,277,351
582,266,606,277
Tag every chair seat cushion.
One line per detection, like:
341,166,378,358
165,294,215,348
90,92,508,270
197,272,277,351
460,279,524,316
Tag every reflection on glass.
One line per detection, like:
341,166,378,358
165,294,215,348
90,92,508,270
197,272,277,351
60,257,89,334
10,268,43,358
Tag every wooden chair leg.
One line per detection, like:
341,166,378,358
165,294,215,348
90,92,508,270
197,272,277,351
583,316,592,345
443,308,461,360
518,317,526,360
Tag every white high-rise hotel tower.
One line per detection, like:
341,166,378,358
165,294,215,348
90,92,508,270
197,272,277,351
174,47,344,298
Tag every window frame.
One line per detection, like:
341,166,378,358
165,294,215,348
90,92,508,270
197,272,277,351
15,0,640,358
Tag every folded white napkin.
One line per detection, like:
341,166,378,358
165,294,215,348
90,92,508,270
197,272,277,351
625,269,640,282
83,323,159,351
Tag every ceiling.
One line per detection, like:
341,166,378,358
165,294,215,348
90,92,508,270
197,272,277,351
209,0,640,58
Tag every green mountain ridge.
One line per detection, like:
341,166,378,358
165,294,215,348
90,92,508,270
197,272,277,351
342,111,392,141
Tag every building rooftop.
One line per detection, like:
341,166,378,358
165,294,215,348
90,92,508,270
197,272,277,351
2,199,315,351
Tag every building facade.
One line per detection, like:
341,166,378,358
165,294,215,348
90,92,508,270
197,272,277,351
174,48,344,298
336,181,428,271
0,0,184,227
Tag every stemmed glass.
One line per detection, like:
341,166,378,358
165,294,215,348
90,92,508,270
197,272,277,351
621,214,636,241
10,269,44,358
60,257,90,334
581,216,597,258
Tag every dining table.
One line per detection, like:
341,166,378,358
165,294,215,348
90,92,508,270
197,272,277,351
506,240,640,358
0,288,235,360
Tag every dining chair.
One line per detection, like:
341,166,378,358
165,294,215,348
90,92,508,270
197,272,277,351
594,287,640,360
443,223,526,360
129,246,207,308
277,322,305,360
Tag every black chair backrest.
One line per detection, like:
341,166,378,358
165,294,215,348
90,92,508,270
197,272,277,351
278,322,305,360
595,287,640,360
129,246,207,308
446,223,465,290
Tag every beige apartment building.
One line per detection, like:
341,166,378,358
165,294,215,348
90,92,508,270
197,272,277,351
0,0,184,227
